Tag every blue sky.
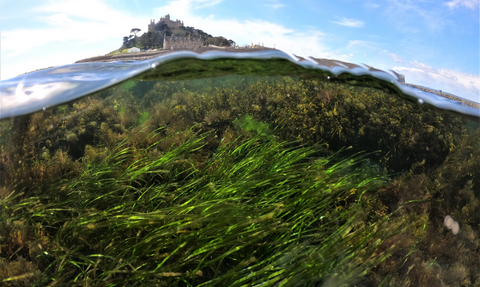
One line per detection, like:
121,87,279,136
1,0,479,102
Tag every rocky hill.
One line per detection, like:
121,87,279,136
121,16,234,51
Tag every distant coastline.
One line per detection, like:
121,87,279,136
401,83,479,110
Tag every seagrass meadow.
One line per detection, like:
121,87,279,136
0,73,480,286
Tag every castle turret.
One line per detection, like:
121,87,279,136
148,19,156,32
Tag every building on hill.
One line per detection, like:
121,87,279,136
148,14,184,32
160,14,184,28
163,34,203,51
127,47,140,53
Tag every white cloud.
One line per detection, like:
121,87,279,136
183,0,225,8
347,40,378,50
330,17,364,28
35,0,121,21
388,52,403,63
265,0,285,9
2,0,146,58
394,61,480,103
444,0,479,9
265,3,285,9
365,2,380,9
0,0,151,79
383,0,446,33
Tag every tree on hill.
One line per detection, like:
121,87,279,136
123,36,130,46
137,32,162,50
155,22,169,32
130,28,141,37
122,34,136,49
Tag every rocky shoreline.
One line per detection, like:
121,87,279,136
74,47,272,63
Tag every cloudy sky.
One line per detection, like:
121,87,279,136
1,0,479,102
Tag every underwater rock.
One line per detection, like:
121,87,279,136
451,221,460,235
444,215,460,235
66,132,79,143
444,215,454,228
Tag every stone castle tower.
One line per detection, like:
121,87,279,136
148,19,155,33
148,14,205,51
148,14,184,32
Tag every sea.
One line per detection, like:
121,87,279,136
0,50,479,286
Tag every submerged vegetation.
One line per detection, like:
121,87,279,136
0,74,479,286
0,127,399,286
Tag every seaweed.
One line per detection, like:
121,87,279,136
0,126,404,286
0,74,478,286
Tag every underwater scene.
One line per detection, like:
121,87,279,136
0,51,480,286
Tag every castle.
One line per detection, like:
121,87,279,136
148,14,204,51
148,14,184,32
163,34,203,51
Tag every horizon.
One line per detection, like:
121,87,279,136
1,0,479,103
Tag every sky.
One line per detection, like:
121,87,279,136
1,0,479,103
